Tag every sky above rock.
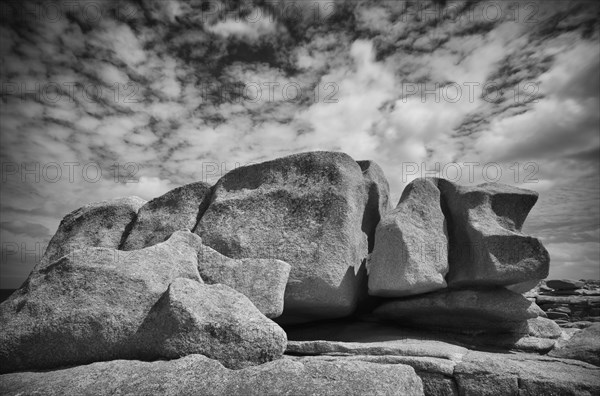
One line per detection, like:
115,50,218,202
1,0,598,288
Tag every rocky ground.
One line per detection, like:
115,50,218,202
527,279,600,328
1,151,598,395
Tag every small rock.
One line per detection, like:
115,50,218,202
136,278,287,369
197,243,291,318
517,317,562,339
560,321,593,329
547,311,570,321
546,279,585,290
550,306,572,314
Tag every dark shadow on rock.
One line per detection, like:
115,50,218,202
275,264,367,326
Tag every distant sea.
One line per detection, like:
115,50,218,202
0,289,16,304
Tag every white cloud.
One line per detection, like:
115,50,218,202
207,13,278,41
91,20,147,67
1,0,598,287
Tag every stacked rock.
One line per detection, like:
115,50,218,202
0,151,561,377
0,151,391,374
534,279,600,327
0,231,287,373
368,177,554,341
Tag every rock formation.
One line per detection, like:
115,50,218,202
0,354,425,396
373,288,545,333
136,278,287,369
1,231,202,373
197,243,291,318
527,279,600,327
0,231,286,373
548,323,600,365
368,178,448,297
435,178,550,289
0,151,597,395
195,152,389,323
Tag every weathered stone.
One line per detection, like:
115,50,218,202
368,178,448,297
373,288,545,332
286,339,467,362
455,351,600,395
537,295,600,305
449,317,561,353
284,318,557,354
436,179,549,288
196,151,382,323
282,319,598,395
551,306,572,314
547,279,585,290
136,278,287,369
0,354,425,396
286,341,600,396
39,196,146,268
547,311,570,320
419,373,458,396
290,354,459,395
549,323,600,366
197,243,290,318
511,336,557,353
0,231,202,373
122,182,212,250
288,353,456,376
561,321,594,329
518,317,562,339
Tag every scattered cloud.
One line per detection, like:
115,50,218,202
1,0,598,287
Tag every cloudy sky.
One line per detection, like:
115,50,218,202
0,0,598,288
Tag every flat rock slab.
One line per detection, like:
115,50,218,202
455,351,600,395
549,323,600,366
368,178,448,297
537,295,600,305
197,243,290,318
122,181,212,250
547,279,585,290
0,354,424,396
287,343,600,396
373,288,545,332
283,318,558,355
287,339,468,362
39,196,146,268
287,354,456,376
